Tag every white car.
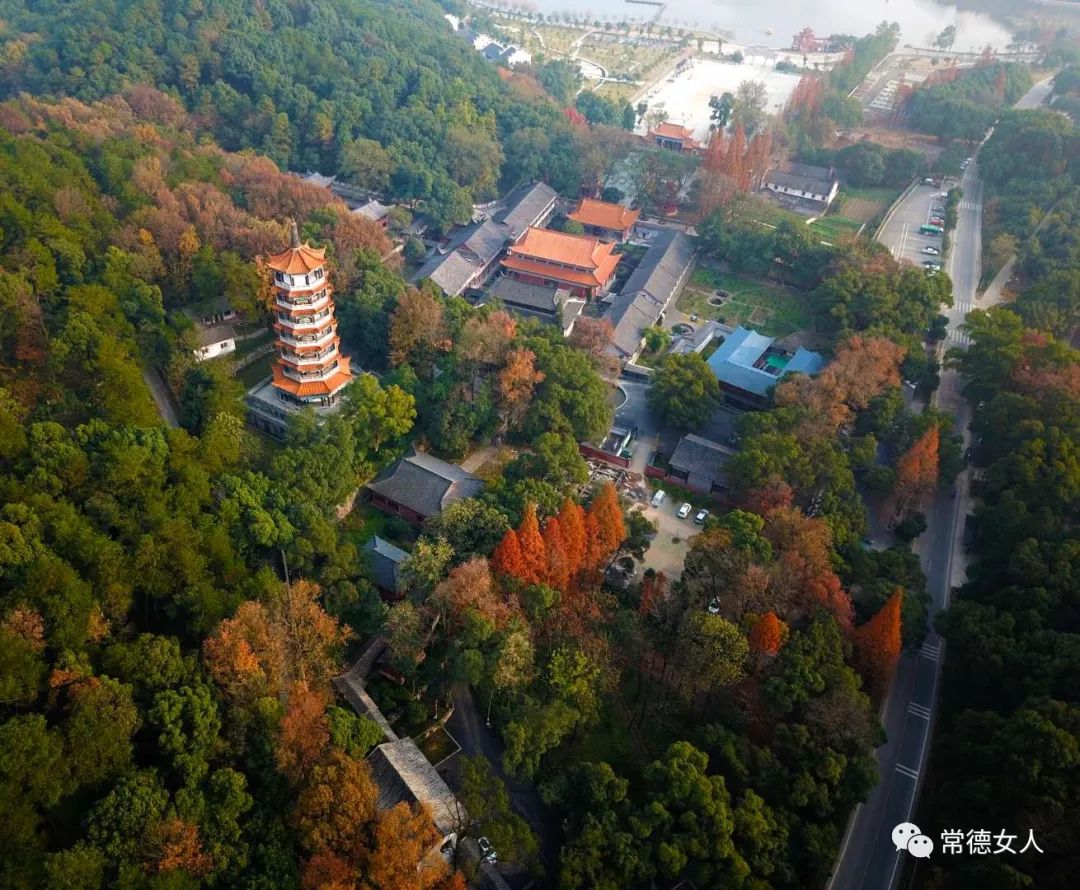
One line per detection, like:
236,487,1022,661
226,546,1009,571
677,502,692,519
651,489,666,508
694,509,709,525
923,246,940,255
478,837,497,864
707,597,721,615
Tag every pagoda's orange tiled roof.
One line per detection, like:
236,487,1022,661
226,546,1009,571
649,122,696,141
568,198,640,232
272,363,353,397
266,243,327,275
501,252,620,288
508,227,618,271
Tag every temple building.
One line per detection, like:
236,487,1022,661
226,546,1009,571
246,222,354,437
567,197,641,243
500,226,621,299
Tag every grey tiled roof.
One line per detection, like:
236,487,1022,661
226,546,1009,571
194,322,236,347
367,451,484,518
669,434,735,488
763,164,837,197
414,250,480,296
605,230,697,358
496,181,558,240
364,536,408,593
354,199,391,222
368,738,460,835
489,277,565,314
619,229,698,303
455,219,509,263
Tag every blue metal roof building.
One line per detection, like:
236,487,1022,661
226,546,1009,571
706,326,825,407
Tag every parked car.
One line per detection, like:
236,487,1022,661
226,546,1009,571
707,597,721,615
923,246,940,255
923,260,941,269
929,217,944,227
694,509,709,525
651,489,666,508
677,502,692,519
478,837,497,864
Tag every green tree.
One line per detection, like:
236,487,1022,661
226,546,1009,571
648,353,720,431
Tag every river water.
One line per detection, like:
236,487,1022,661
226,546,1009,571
517,0,1014,52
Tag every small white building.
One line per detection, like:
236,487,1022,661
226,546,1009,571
186,299,240,362
762,162,840,210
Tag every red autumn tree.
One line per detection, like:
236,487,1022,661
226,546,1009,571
146,818,213,876
748,611,787,657
301,849,356,890
894,426,940,515
276,682,331,785
491,529,527,581
853,589,904,700
542,518,571,592
516,502,548,585
583,482,626,573
557,497,587,578
638,571,668,616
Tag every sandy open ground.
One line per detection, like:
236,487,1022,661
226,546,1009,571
635,57,802,143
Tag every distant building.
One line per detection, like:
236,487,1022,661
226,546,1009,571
792,27,830,53
301,171,336,189
366,449,485,525
502,227,621,299
604,230,698,363
364,536,409,597
568,197,641,242
485,277,585,336
706,325,825,409
354,199,391,227
762,162,840,211
246,223,353,437
668,320,728,357
185,298,240,362
648,122,701,153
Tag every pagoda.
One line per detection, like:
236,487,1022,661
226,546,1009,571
266,221,353,406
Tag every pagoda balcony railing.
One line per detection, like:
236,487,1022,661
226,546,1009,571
276,290,330,311
275,270,326,290
276,309,332,327
280,344,337,364
282,361,341,383
277,326,336,348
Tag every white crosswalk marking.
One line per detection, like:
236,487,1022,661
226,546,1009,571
919,641,941,661
896,763,920,780
955,301,972,314
907,702,932,720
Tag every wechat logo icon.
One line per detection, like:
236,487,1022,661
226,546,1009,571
893,822,934,859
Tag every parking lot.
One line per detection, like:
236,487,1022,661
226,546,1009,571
631,490,707,582
876,181,952,269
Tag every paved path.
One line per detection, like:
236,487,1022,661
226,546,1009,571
142,366,179,428
829,75,1051,890
443,683,557,880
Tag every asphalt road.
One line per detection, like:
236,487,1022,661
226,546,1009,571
829,78,1050,890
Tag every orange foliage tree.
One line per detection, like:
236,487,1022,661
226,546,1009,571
542,518,571,592
276,682,331,785
516,502,548,585
748,611,787,657
853,589,904,699
301,849,356,890
490,529,527,581
638,571,668,617
894,426,940,516
432,558,516,633
557,497,587,578
293,751,379,861
583,482,626,574
146,818,213,876
498,348,544,431
364,803,447,890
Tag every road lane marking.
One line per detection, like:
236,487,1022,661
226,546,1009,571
908,702,932,720
895,763,920,780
